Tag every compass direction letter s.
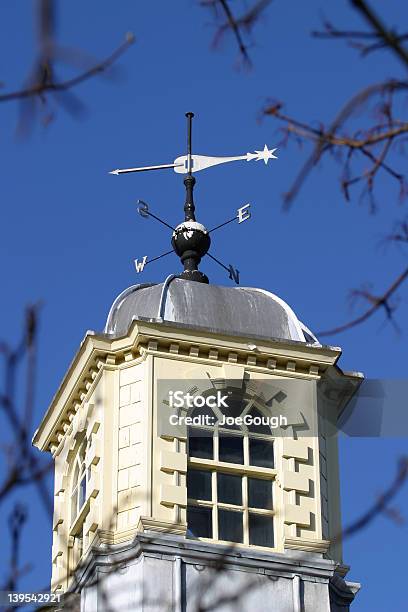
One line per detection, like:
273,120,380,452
134,256,148,273
137,200,149,218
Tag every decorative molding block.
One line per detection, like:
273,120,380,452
148,340,158,351
160,450,187,474
283,439,310,461
286,361,296,372
53,494,64,531
84,500,100,534
284,503,311,526
208,349,218,360
169,344,179,354
189,346,199,358
88,439,101,466
222,364,245,383
283,470,310,494
160,484,187,507
67,410,76,422
285,537,330,553
137,516,187,536
51,536,64,563
227,352,238,363
55,473,68,495
87,470,100,498
90,420,100,435
267,358,277,369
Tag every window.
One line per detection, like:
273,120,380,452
70,438,90,526
187,392,275,549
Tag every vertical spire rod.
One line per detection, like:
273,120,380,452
186,111,194,175
184,112,196,221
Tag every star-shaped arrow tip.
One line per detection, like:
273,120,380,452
109,169,120,175
255,145,278,165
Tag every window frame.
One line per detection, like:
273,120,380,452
187,397,277,549
70,437,92,534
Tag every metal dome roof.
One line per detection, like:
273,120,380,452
104,277,319,345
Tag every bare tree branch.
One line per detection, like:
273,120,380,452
0,34,134,104
312,22,408,58
350,0,408,68
317,266,408,336
264,79,408,209
201,0,272,64
340,457,408,539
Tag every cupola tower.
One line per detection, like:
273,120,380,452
33,114,361,612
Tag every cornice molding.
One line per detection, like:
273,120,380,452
33,319,359,454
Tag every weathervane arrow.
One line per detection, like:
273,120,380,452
109,144,277,176
111,112,278,285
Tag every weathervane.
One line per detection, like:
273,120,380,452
110,112,277,285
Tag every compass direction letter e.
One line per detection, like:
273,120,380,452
237,203,251,224
134,256,147,273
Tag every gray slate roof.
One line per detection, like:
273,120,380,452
104,277,318,345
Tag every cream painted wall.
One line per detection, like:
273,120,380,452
33,320,358,591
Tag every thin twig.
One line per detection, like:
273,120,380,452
202,0,272,64
350,0,408,68
340,457,408,539
0,34,134,104
317,267,408,336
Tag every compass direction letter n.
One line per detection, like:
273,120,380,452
134,256,148,273
228,265,240,285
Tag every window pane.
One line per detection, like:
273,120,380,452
187,469,212,501
187,506,212,539
218,509,243,543
219,435,244,464
246,408,271,435
188,430,213,460
249,438,274,468
217,473,242,506
249,513,274,547
78,475,86,509
190,402,218,422
218,391,244,430
248,477,273,510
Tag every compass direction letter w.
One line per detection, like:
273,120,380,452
134,256,148,273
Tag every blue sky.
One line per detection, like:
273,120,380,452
0,1,407,609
